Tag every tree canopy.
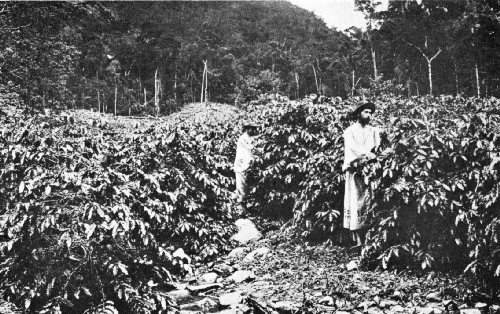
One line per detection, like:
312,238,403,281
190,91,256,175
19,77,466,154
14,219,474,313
0,1,499,114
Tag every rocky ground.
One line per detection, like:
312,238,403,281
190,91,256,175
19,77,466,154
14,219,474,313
167,218,499,314
0,216,496,314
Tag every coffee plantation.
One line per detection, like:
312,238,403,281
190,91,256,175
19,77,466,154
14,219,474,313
0,96,499,312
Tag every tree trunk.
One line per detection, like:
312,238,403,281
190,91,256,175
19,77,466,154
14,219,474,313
200,70,204,103
139,79,142,109
316,58,323,94
427,60,433,96
366,2,378,80
371,46,378,79
475,62,480,97
200,62,206,103
204,61,208,103
424,50,441,96
190,73,194,103
114,84,117,116
406,41,440,96
174,68,177,101
154,69,159,116
294,72,299,99
453,59,459,96
159,77,162,105
144,88,146,107
351,70,355,97
96,70,100,113
312,63,319,95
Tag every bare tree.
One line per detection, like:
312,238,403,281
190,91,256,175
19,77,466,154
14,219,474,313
405,37,441,95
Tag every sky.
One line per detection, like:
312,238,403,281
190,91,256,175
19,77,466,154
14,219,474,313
287,0,389,31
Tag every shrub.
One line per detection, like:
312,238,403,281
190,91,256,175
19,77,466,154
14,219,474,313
248,96,500,290
0,112,236,312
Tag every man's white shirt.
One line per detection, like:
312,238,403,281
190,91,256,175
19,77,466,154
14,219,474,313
343,122,380,171
234,132,255,172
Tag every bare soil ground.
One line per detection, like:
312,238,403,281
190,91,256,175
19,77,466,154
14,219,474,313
185,221,495,314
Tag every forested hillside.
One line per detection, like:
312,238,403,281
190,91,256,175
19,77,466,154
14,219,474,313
1,1,499,116
0,1,344,114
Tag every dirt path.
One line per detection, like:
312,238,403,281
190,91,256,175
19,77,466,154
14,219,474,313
174,218,497,314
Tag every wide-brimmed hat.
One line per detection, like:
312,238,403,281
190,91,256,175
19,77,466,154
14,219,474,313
352,102,376,117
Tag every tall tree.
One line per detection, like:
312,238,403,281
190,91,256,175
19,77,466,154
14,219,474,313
355,0,382,80
378,0,460,95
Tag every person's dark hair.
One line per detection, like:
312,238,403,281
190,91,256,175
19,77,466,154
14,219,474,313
351,102,376,119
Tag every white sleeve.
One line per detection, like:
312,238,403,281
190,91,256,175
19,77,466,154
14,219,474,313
373,127,381,148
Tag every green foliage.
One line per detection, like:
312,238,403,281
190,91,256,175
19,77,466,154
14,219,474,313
246,96,500,289
0,111,237,312
248,99,349,237
0,1,362,112
359,76,407,98
0,2,108,109
360,97,500,285
234,70,282,104
3,1,500,113
1,95,500,312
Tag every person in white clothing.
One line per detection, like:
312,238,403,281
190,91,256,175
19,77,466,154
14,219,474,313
234,121,260,213
343,102,380,246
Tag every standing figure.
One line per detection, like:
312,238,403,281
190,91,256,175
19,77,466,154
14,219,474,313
343,102,380,246
234,121,260,213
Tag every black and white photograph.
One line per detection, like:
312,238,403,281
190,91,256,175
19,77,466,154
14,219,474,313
0,0,499,313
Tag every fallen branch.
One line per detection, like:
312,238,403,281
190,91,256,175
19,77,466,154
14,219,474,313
186,283,223,293
314,304,336,312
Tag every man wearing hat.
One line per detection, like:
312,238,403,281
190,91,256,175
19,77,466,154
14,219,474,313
234,120,260,214
343,102,380,246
